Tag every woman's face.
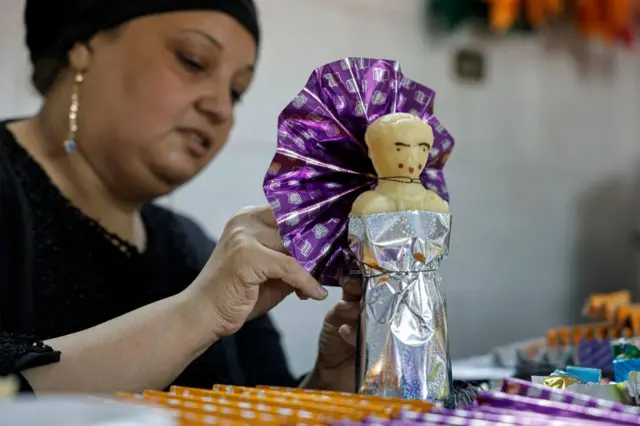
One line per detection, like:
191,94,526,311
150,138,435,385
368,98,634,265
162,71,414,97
70,11,257,200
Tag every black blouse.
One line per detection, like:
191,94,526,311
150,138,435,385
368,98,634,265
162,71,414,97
0,122,298,391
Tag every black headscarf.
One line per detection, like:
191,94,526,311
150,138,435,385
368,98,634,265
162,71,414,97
24,0,260,66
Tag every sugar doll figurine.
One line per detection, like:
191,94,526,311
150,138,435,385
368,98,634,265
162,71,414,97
350,113,449,216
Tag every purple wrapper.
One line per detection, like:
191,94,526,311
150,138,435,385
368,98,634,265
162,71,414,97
474,406,549,417
331,423,368,426
477,391,635,425
475,406,613,425
397,415,499,425
361,417,501,425
399,407,601,425
349,422,419,426
263,57,454,285
501,377,640,415
473,406,576,421
577,340,613,370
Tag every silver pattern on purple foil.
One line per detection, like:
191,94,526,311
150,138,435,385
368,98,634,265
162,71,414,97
399,407,597,425
263,58,454,286
349,211,452,406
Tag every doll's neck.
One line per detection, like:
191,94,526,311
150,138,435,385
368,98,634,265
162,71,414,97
375,179,425,197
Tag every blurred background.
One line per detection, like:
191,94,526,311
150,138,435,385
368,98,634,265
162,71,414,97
1,0,639,377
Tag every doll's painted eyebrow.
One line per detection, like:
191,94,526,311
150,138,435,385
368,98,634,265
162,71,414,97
418,142,431,147
395,142,410,147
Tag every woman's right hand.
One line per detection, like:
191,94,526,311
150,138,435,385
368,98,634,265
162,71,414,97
184,206,328,338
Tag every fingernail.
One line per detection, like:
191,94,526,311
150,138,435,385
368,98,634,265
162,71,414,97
339,324,352,336
318,285,328,299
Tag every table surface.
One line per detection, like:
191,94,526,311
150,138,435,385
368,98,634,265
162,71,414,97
451,354,515,381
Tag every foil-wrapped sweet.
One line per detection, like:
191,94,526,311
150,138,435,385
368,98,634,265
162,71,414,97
612,339,640,383
532,367,637,405
263,58,454,405
627,371,640,404
542,375,578,389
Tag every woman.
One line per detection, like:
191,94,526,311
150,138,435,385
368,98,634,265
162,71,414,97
0,0,360,394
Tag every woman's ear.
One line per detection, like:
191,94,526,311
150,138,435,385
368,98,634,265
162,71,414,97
67,42,93,73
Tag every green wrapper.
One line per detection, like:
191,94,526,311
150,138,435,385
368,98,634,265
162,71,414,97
612,339,640,359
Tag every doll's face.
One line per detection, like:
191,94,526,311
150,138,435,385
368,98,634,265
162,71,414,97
365,113,434,179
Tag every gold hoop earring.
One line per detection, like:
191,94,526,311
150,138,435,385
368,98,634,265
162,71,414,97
64,72,84,153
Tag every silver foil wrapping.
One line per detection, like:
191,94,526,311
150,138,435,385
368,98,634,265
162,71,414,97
349,210,453,405
627,371,640,405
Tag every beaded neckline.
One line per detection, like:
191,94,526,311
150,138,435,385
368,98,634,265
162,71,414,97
0,124,142,258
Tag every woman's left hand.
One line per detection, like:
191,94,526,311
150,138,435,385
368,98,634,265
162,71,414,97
303,276,362,392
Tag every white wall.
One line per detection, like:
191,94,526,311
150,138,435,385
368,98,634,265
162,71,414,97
2,0,640,377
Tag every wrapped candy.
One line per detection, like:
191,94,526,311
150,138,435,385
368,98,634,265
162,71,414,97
577,339,614,371
564,366,602,383
539,374,579,389
627,371,640,404
611,338,640,382
566,382,633,405
612,338,640,359
263,58,454,405
535,376,632,404
582,290,632,321
531,367,635,404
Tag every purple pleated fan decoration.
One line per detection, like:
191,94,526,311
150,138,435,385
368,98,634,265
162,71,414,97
263,57,454,285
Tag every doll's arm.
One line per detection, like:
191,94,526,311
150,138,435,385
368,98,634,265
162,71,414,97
419,191,450,214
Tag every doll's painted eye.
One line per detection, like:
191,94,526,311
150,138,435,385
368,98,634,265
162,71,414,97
395,142,409,151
